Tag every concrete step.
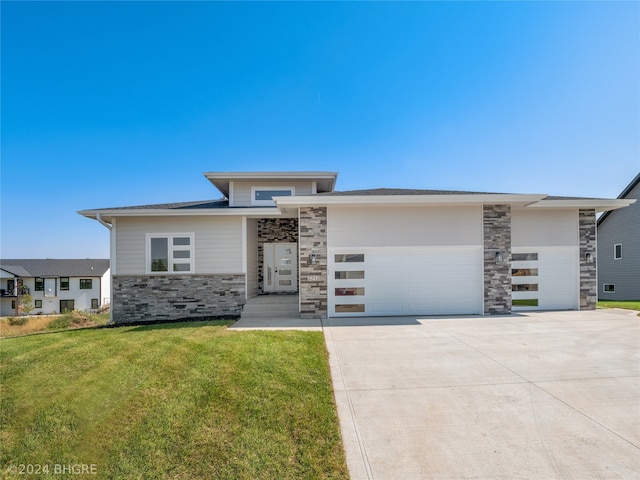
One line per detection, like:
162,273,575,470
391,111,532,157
241,295,300,319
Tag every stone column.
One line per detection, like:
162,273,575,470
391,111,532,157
299,207,328,319
579,209,597,310
483,204,512,315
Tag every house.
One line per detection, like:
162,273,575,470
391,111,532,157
596,172,640,301
0,259,111,316
78,172,634,324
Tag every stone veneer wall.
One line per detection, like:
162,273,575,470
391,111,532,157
579,209,597,310
299,207,328,318
111,274,245,324
483,204,512,315
257,218,298,293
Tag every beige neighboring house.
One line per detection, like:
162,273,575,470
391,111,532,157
0,259,110,316
79,171,633,325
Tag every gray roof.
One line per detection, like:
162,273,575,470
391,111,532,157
316,188,508,196
93,199,230,211
0,259,110,278
597,172,640,226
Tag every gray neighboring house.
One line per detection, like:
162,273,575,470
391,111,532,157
597,173,640,300
0,259,111,316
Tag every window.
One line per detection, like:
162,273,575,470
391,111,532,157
603,284,615,293
91,298,99,309
146,233,194,273
60,299,75,312
336,304,365,313
60,277,70,291
335,288,365,296
335,271,365,280
35,299,42,308
512,284,538,292
512,299,538,307
614,244,622,260
251,187,294,206
35,278,44,291
512,268,538,277
513,253,538,261
80,279,93,289
335,254,365,263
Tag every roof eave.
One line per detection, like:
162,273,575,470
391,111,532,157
527,198,635,213
274,194,547,208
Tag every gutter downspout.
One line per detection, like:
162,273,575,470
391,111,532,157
96,213,112,230
96,213,114,325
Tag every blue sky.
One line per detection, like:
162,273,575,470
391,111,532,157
1,1,638,259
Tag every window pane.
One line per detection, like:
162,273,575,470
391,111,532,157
512,299,538,307
335,271,365,279
173,237,190,246
173,263,191,272
336,304,365,313
614,244,622,259
60,277,69,291
513,253,538,261
80,279,93,289
335,288,365,296
512,268,538,277
603,284,615,293
279,280,292,286
512,284,538,292
335,254,365,263
151,238,169,272
173,250,190,259
255,190,292,201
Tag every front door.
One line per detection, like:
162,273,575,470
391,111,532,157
263,243,298,293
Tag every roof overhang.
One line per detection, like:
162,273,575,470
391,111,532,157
203,171,338,197
78,207,294,224
274,193,547,209
525,198,635,213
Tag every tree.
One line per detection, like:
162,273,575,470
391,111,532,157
19,293,35,316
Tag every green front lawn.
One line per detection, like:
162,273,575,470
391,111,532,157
597,300,640,312
0,321,348,479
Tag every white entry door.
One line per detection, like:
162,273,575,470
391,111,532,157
263,243,298,293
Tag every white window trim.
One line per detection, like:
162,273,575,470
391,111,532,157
145,233,195,274
251,186,295,206
614,243,622,260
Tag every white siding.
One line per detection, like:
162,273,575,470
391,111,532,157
246,219,258,297
115,216,243,275
231,180,315,207
328,205,482,248
512,209,578,247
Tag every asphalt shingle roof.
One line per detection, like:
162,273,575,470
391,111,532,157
0,259,110,278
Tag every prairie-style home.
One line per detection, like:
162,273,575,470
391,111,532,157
79,172,633,324
0,259,110,316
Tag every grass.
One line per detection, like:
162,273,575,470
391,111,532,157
0,321,348,479
0,312,110,338
597,300,640,312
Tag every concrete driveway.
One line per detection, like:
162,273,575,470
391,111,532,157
323,309,640,480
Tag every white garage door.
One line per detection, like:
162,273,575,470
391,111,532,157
512,247,579,311
328,246,483,317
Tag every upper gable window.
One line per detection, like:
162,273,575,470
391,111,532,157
251,187,294,206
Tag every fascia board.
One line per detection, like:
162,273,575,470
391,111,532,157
77,207,284,221
203,171,338,180
274,194,546,208
526,198,635,212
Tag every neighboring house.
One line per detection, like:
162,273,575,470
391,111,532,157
0,259,111,316
78,172,633,324
596,173,640,300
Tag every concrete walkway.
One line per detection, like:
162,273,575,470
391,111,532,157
323,310,640,480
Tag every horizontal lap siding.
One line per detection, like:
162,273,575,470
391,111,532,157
115,216,243,275
232,180,315,206
328,206,482,247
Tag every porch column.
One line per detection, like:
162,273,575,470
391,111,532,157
299,207,328,319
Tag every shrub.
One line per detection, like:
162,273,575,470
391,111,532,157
8,317,29,326
48,311,99,330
